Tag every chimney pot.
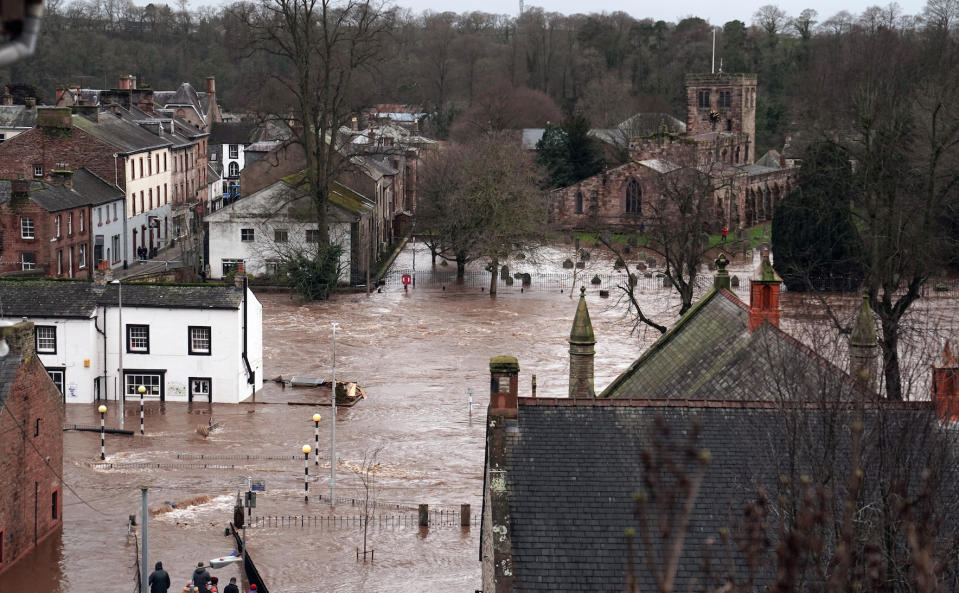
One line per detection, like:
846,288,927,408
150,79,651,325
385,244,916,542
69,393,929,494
206,76,216,95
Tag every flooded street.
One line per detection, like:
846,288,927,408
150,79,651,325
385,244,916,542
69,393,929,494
3,242,954,593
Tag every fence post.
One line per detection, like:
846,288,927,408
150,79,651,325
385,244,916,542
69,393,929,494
461,504,471,528
418,504,429,527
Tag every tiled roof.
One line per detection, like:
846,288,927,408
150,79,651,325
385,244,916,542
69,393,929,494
600,289,865,401
0,104,36,128
0,280,243,317
0,355,22,411
504,399,950,592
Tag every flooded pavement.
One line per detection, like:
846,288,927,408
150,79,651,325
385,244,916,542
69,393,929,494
4,241,954,593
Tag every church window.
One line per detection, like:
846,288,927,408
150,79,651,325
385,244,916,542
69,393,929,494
719,91,731,108
625,179,642,214
575,191,583,214
697,90,710,109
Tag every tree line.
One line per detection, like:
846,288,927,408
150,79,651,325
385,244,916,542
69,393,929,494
5,0,957,152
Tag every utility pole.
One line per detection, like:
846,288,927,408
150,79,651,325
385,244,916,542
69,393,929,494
140,487,148,593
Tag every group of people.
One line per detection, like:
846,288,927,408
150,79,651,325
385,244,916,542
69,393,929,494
149,561,253,593
137,246,159,261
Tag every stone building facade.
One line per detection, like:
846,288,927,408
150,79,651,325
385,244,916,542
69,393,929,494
550,72,792,233
0,321,65,576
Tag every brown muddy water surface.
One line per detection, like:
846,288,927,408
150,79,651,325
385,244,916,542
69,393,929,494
4,243,953,593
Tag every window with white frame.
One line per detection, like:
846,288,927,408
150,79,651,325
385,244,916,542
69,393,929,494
240,228,254,242
189,377,211,401
67,213,72,235
78,244,86,269
228,162,239,177
35,326,56,354
222,259,244,276
54,215,61,237
126,325,150,353
56,250,62,275
79,212,84,232
46,368,64,394
188,326,211,355
21,252,35,270
20,217,34,239
274,229,288,243
125,373,161,398
229,144,239,159
33,164,42,177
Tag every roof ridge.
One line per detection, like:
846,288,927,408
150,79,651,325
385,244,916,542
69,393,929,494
519,396,932,410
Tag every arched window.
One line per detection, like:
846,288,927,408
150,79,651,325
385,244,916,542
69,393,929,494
228,162,240,177
625,178,641,214
575,191,584,214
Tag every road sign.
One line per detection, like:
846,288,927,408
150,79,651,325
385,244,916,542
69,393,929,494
251,480,266,492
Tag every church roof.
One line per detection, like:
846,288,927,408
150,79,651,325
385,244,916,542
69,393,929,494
599,287,868,402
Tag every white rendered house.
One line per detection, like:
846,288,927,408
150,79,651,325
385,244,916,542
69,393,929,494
0,279,263,404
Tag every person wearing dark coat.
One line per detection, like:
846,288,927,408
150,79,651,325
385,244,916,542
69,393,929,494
223,577,240,593
148,561,171,593
192,562,211,591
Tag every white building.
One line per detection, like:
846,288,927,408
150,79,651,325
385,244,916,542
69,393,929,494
0,279,263,403
205,178,369,283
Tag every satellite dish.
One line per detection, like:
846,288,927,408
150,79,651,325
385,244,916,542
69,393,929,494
0,0,42,68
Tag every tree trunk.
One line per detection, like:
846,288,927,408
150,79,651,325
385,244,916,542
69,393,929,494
456,253,467,281
489,257,498,297
880,316,903,400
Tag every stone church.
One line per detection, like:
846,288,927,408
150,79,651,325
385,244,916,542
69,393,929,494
550,73,793,232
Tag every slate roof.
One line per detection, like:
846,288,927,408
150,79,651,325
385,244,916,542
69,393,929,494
600,288,864,401
209,121,255,145
0,104,36,128
0,280,243,317
0,355,22,412
0,170,123,212
503,399,954,593
73,111,172,154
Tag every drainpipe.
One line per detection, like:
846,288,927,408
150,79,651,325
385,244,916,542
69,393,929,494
241,275,254,390
95,308,107,402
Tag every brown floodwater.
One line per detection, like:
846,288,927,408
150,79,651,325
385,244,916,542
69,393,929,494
3,242,953,593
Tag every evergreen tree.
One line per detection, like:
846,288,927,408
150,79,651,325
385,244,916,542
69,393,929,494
535,114,603,188
772,141,861,291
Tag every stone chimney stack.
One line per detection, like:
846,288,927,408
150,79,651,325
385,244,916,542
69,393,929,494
748,249,782,332
713,252,731,290
234,263,246,289
0,320,36,360
351,116,358,131
849,291,878,390
568,287,596,398
489,356,519,418
932,342,959,421
1,89,12,106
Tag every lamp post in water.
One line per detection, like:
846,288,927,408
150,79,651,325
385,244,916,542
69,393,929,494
302,445,311,503
312,413,321,466
138,385,146,435
330,322,339,507
98,404,107,460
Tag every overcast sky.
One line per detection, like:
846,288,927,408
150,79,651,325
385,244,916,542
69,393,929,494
387,0,928,26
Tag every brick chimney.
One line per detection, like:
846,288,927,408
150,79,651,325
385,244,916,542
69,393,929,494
1,90,12,106
206,76,216,96
748,249,782,332
568,287,595,398
932,341,959,421
489,356,519,418
234,262,246,289
0,320,36,360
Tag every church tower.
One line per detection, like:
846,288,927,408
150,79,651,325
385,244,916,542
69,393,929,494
568,287,596,398
685,73,757,164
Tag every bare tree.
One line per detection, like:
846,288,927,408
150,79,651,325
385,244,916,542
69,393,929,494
353,446,383,562
416,132,547,295
235,0,393,246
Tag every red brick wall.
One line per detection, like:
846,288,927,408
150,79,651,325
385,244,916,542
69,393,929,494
0,325,65,576
0,201,94,278
0,126,121,189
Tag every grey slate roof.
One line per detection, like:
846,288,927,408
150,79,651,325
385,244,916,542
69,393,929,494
600,289,863,402
504,399,955,593
0,280,243,317
0,355,22,411
73,111,172,154
209,121,256,145
0,170,123,212
0,104,36,129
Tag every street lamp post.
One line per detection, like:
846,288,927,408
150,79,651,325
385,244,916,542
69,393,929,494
111,279,124,430
138,385,146,435
98,404,107,460
302,445,311,503
312,414,321,466
330,322,339,507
